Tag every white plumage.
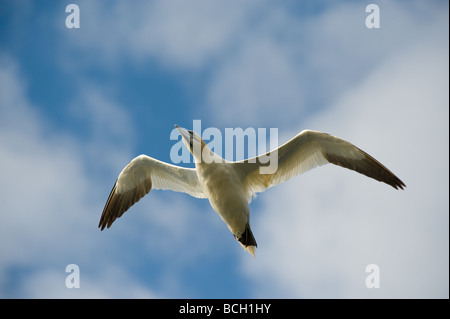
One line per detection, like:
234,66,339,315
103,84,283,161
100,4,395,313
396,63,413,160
99,125,405,257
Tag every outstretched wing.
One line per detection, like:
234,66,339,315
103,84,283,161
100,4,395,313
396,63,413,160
99,154,205,230
233,130,405,201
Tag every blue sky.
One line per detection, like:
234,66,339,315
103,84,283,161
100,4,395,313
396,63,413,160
0,0,448,298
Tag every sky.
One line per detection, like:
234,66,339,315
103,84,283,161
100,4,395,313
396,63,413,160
0,0,448,299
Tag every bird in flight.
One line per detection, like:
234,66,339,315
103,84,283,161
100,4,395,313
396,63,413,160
99,125,405,256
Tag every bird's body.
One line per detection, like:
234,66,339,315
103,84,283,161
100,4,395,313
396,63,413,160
197,159,256,252
99,126,405,257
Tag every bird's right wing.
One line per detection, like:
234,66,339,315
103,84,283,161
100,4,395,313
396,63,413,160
99,154,205,230
232,130,405,202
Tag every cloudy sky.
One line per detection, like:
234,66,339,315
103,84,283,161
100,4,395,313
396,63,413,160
0,0,448,298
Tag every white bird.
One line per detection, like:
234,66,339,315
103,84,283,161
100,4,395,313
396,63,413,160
99,125,405,257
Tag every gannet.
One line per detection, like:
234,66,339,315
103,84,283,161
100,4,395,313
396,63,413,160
99,125,405,257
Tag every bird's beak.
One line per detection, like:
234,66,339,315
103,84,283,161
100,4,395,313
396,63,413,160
174,125,191,142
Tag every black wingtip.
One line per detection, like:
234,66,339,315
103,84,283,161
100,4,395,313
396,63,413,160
397,181,406,190
98,218,107,231
390,176,406,190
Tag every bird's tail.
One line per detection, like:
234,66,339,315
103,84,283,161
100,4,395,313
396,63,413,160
236,224,257,257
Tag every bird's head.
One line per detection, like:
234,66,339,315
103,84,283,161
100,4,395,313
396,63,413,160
175,125,207,162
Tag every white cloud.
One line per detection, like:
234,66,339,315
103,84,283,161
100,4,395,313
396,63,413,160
205,1,449,129
206,33,305,126
67,84,136,175
0,54,163,298
61,0,258,70
129,0,257,69
19,266,158,299
240,7,449,297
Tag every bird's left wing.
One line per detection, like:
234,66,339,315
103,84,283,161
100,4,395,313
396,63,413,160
99,154,206,230
232,130,405,202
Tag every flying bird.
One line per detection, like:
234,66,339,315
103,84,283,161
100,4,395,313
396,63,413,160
99,125,405,256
